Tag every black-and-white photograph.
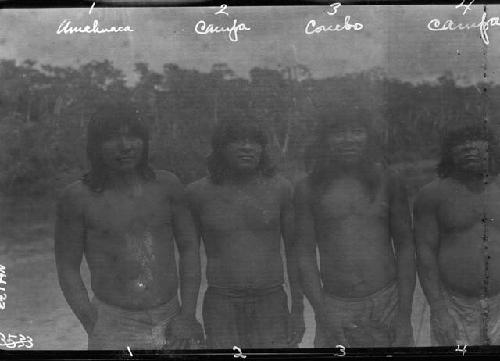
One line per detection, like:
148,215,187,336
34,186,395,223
0,2,499,353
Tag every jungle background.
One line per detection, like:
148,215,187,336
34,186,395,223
0,58,494,349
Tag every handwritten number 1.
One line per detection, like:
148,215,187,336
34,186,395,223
215,4,229,16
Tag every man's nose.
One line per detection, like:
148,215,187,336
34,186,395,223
119,137,134,150
239,140,253,149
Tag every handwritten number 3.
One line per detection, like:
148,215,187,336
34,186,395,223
327,3,341,16
215,4,229,16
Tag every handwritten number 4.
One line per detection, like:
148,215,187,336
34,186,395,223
455,345,467,356
327,3,341,16
215,4,229,16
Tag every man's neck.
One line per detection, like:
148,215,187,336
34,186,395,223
453,171,488,193
106,170,142,191
224,170,260,186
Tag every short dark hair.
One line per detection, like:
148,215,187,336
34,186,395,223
437,124,499,178
207,114,275,184
82,102,155,192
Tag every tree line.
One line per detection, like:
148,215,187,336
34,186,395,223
0,58,495,198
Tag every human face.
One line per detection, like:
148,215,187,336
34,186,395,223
223,138,263,173
451,139,488,174
327,125,368,163
101,126,144,173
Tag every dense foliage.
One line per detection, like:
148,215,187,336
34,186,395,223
0,59,495,197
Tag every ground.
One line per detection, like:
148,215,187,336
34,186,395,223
0,183,430,350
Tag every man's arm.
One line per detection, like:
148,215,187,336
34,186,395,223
170,176,201,319
414,183,456,345
54,184,95,334
280,178,305,345
294,179,324,317
414,185,445,310
388,174,416,345
167,175,203,348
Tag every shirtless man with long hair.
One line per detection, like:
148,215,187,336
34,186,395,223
295,105,415,347
415,124,500,345
55,102,203,350
187,113,305,348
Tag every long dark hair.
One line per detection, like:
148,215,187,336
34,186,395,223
207,116,276,185
82,102,155,192
437,124,499,178
306,105,385,201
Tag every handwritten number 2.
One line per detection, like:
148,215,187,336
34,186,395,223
215,4,229,16
327,2,341,16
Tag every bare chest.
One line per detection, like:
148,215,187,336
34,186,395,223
437,185,500,233
199,188,280,232
314,179,389,222
84,189,172,238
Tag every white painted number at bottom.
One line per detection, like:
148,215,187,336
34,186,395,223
0,332,33,349
455,344,467,355
233,345,247,358
334,344,346,356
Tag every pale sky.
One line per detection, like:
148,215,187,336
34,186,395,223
0,4,498,84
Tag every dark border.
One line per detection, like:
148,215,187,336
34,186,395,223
1,0,499,359
2,347,500,360
1,0,500,9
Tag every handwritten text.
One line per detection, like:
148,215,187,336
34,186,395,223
428,12,500,45
0,265,5,310
305,3,363,35
0,332,33,349
57,19,134,35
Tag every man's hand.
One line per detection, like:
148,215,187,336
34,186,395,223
430,306,457,346
391,313,414,347
317,311,347,347
287,309,305,346
165,314,204,349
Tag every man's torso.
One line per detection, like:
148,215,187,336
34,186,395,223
311,172,397,298
189,176,286,289
434,178,500,297
79,172,178,309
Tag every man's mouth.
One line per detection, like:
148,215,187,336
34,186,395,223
116,155,136,162
237,155,255,161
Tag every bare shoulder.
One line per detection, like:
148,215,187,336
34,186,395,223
58,180,88,204
186,176,212,198
154,169,182,187
57,180,89,216
269,174,293,196
152,170,189,203
414,179,444,212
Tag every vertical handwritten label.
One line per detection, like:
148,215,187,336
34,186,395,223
305,2,363,35
0,264,6,310
195,5,251,42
